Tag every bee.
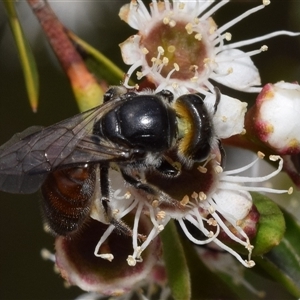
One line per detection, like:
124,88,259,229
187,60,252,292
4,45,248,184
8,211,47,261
0,86,221,236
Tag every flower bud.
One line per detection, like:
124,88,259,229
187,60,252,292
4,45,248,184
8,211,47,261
251,81,300,155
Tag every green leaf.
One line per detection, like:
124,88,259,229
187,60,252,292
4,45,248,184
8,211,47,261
67,31,127,86
179,234,241,300
256,207,300,298
3,0,39,112
222,193,285,257
161,220,191,300
251,192,286,256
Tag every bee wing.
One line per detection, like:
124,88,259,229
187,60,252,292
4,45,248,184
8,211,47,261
0,99,129,194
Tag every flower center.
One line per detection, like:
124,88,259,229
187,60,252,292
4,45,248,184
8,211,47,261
141,20,209,80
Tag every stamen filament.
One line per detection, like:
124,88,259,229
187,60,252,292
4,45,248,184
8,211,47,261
94,224,115,257
222,157,283,183
219,182,290,194
213,239,255,268
201,0,229,21
217,3,266,34
222,31,300,50
132,201,144,250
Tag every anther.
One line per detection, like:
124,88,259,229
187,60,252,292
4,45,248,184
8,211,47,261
152,200,159,207
207,218,217,226
162,57,169,65
198,166,208,173
169,20,176,27
158,224,164,231
246,260,256,268
269,155,280,162
163,17,170,24
193,17,200,25
199,192,207,201
261,45,268,51
124,191,131,199
195,33,202,41
127,255,136,266
214,165,223,174
191,191,198,200
99,254,114,262
142,47,149,54
257,151,265,159
180,195,190,206
224,32,232,41
156,210,166,220
136,71,143,79
208,206,215,214
185,23,193,34
158,46,164,54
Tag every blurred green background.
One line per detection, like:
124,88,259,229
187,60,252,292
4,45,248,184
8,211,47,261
0,1,300,299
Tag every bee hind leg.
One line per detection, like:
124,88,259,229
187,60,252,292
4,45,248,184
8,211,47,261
99,164,141,238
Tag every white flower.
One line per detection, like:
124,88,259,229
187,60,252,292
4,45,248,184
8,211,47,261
250,81,300,155
92,153,291,268
206,92,247,139
119,0,299,95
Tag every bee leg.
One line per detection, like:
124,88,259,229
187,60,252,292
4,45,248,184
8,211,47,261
213,86,221,114
99,164,111,217
99,164,136,237
121,169,157,195
218,140,226,168
213,87,226,167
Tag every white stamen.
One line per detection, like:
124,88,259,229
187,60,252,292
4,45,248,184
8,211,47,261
222,31,300,51
132,202,144,251
94,224,115,258
217,3,266,34
201,0,229,21
222,156,283,183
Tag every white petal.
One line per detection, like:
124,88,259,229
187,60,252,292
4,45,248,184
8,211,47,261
119,35,142,65
213,49,261,92
205,93,247,138
119,1,151,30
214,189,252,220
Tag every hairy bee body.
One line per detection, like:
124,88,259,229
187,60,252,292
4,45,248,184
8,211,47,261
0,87,219,236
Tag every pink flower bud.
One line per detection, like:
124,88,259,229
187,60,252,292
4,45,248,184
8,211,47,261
252,82,300,155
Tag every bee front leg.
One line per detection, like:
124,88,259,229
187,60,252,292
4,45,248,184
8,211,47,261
121,169,157,195
98,164,133,237
99,164,111,218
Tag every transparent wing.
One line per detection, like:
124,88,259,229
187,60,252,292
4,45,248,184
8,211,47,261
0,99,130,194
